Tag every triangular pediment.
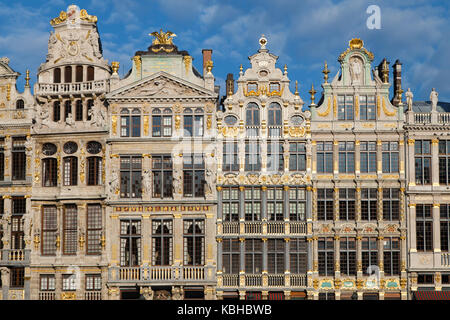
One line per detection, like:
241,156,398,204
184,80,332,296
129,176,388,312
107,71,216,99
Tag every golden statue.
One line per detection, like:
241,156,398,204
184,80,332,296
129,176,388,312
149,29,177,46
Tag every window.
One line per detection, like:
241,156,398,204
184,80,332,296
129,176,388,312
415,140,431,185
120,220,141,266
183,154,205,197
359,95,376,120
42,158,58,187
11,197,25,250
441,205,450,252
318,237,334,276
64,66,72,83
86,274,101,291
222,239,240,274
10,268,24,288
86,99,94,120
267,187,284,221
245,239,263,273
317,142,333,173
244,187,261,221
120,109,141,137
361,188,378,221
42,206,57,256
223,141,239,172
152,219,172,266
290,239,307,274
340,237,356,275
362,237,378,275
289,142,306,171
152,155,173,198
16,99,24,109
268,239,285,274
382,142,399,173
12,137,26,180
247,83,258,92
439,140,450,185
268,103,282,137
54,68,61,83
269,83,280,92
42,143,57,156
120,156,142,198
417,274,434,284
319,292,335,300
75,100,83,121
53,101,61,122
87,66,94,81
87,141,102,155
383,237,400,276
63,141,78,154
40,275,56,291
338,141,355,173
339,189,356,220
62,274,76,291
245,140,261,171
184,219,205,266
360,141,376,173
184,108,203,137
63,205,77,255
416,204,433,252
63,157,78,186
267,141,284,172
383,189,399,220
87,157,102,186
87,204,102,255
317,188,334,221
76,66,83,82
338,95,354,120
64,100,72,120
246,103,260,136
152,108,172,137
222,187,239,222
289,187,306,221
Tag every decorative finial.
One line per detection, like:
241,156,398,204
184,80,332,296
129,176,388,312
322,61,330,83
149,29,177,46
25,69,30,88
111,62,120,75
295,80,299,96
259,34,267,50
284,64,287,74
381,58,389,84
309,83,317,105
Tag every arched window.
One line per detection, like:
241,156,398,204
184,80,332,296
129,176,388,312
16,99,24,109
268,102,282,137
64,66,72,83
87,66,94,81
76,66,83,82
42,158,57,187
53,101,61,122
63,156,78,186
64,100,72,120
184,108,203,137
54,68,61,83
75,100,83,121
87,156,102,185
246,103,260,126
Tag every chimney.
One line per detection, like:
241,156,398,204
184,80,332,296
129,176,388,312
392,59,402,106
202,49,212,75
226,73,234,96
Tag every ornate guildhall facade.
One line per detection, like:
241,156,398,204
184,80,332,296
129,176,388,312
0,5,449,300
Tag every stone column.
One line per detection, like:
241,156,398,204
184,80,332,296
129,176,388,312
355,140,360,177
261,186,267,220
284,238,290,273
4,135,11,182
334,235,340,276
306,186,312,220
333,139,339,177
2,196,11,250
408,204,417,252
432,139,439,187
378,236,384,276
378,187,384,221
433,203,441,253
307,238,313,273
376,139,382,178
284,186,290,221
407,139,415,186
334,187,339,221
141,215,150,265
173,213,183,267
217,239,223,272
312,237,318,274
356,235,362,277
262,238,268,273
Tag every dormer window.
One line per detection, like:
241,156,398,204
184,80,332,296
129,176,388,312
269,83,280,93
247,83,258,92
16,99,24,109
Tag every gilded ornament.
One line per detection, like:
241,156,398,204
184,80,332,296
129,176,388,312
205,60,214,73
355,95,359,117
111,115,117,135
317,97,331,117
183,56,192,74
111,61,120,74
143,116,149,136
382,96,396,116
133,55,141,74
288,126,306,138
377,95,381,117
333,95,337,118
149,29,177,46
6,83,10,101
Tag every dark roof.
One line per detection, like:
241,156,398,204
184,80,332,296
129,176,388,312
410,101,450,113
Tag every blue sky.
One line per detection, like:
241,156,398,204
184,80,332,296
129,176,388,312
0,0,449,102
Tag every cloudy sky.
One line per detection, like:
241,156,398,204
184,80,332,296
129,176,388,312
0,0,449,102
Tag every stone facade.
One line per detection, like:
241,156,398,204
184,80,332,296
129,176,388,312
0,5,449,300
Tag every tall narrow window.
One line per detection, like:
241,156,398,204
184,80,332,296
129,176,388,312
42,206,57,256
416,204,433,252
76,66,83,82
54,68,61,83
290,239,307,274
338,141,355,173
339,188,356,220
11,197,25,250
86,274,101,292
245,103,260,137
120,220,141,266
245,140,261,171
361,188,378,221
317,188,334,221
183,108,203,137
441,205,450,252
152,155,173,198
183,154,205,197
87,66,94,81
131,109,141,137
245,239,263,274
10,268,24,288
75,100,83,121
268,239,285,274
62,274,76,291
317,142,333,173
16,99,24,109
359,95,376,120
340,237,356,275
120,156,142,198
268,102,282,137
223,141,239,172
267,187,284,221
383,237,400,276
87,157,102,186
222,239,240,274
289,142,306,171
64,66,72,83
318,237,334,276
289,187,306,221
184,219,205,266
162,108,172,136
64,100,72,120
383,189,399,220
152,219,172,266
222,187,239,222
63,205,77,255
40,274,56,292
42,158,57,187
152,108,162,137
382,142,399,173
12,137,26,181
415,140,431,185
439,140,450,185
244,187,261,221
360,141,376,173
362,237,378,275
338,95,354,120
267,141,284,172
53,101,61,122
63,157,78,186
120,109,141,137
87,204,102,255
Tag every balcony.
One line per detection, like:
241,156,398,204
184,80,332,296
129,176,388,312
219,221,307,236
35,79,109,96
39,292,56,300
0,249,31,266
220,273,306,288
109,265,215,284
85,291,102,300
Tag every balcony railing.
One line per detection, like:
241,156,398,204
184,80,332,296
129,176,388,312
290,222,307,234
110,265,213,283
220,273,306,288
414,113,431,124
35,80,109,95
267,222,285,234
438,113,450,124
245,274,263,287
220,221,306,235
290,274,307,287
85,291,102,300
1,249,31,264
222,274,239,287
441,253,450,266
245,222,262,234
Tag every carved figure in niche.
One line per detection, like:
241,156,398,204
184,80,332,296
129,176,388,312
430,88,438,111
204,167,215,195
89,98,106,127
349,57,363,85
172,171,182,195
88,30,101,58
172,287,183,300
65,112,75,127
405,88,413,111
35,101,51,129
48,31,58,58
0,267,10,285
142,170,152,195
109,169,119,195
